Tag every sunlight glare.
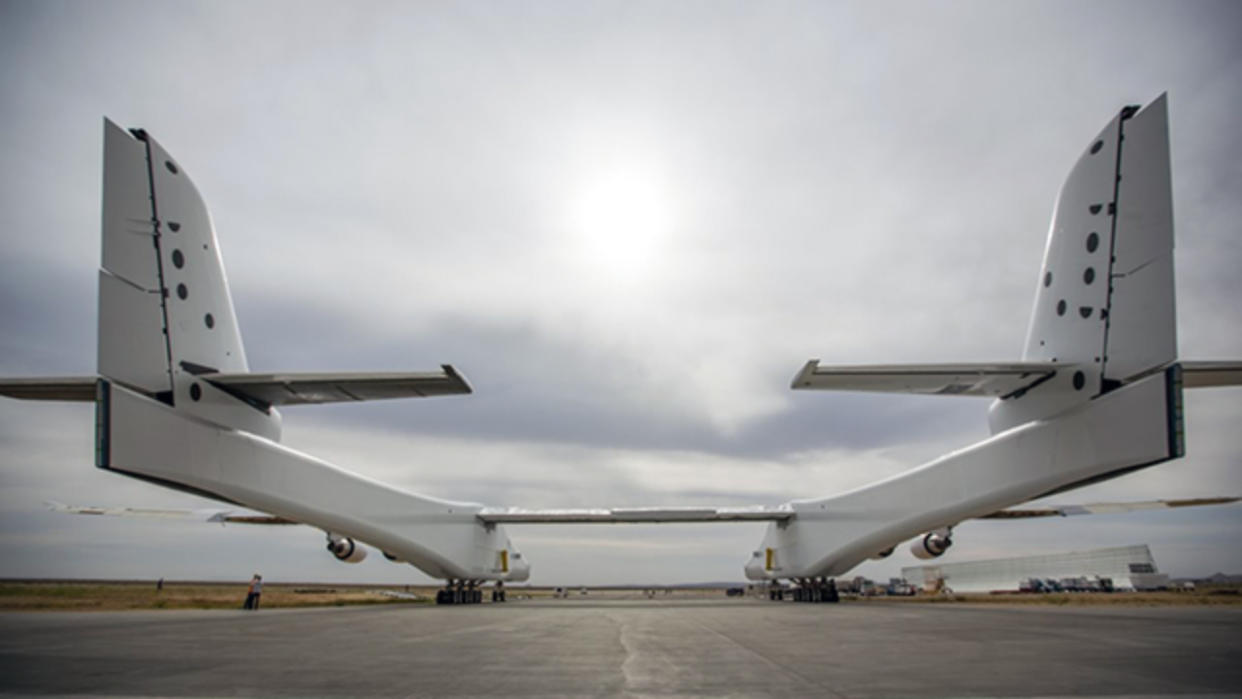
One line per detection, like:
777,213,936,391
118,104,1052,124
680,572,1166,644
570,170,673,281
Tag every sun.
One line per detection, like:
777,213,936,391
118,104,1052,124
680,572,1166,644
569,170,673,281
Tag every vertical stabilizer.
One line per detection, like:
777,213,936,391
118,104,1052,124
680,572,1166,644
992,95,1176,432
1102,94,1176,384
99,120,170,398
97,119,279,440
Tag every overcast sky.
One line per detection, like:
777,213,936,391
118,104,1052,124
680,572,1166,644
1,0,1239,586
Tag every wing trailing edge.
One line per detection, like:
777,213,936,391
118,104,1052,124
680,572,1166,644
791,360,1059,397
979,496,1240,519
197,364,472,407
46,501,298,525
0,366,473,407
1181,361,1242,389
477,506,794,524
0,377,96,401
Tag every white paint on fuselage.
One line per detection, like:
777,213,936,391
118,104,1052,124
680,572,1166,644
746,371,1173,580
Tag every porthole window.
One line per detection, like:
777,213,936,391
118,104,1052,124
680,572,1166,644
165,160,178,174
204,313,215,329
176,283,188,300
1079,306,1093,319
1083,267,1095,285
189,383,201,401
1044,271,1052,287
1056,300,1067,316
1089,204,1102,215
1073,371,1085,390
1086,232,1099,252
1090,140,1103,155
168,221,181,232
171,249,184,268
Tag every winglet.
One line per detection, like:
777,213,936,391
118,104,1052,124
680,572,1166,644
791,360,820,389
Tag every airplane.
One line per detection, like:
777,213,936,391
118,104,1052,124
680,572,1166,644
1,94,1239,604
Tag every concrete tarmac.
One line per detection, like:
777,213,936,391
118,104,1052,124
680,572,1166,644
2,599,1241,697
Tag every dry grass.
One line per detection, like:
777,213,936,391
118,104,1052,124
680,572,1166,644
0,580,434,611
4,581,1239,611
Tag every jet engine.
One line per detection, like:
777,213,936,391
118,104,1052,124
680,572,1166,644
326,536,367,563
910,531,952,560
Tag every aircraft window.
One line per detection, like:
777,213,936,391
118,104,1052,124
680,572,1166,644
165,160,178,174
176,283,188,300
1043,271,1052,287
189,383,201,401
1079,306,1093,318
204,313,215,329
1089,204,1103,215
1090,140,1103,154
171,250,184,268
168,221,181,232
1073,371,1085,390
1083,267,1095,285
1056,300,1067,316
1086,232,1099,252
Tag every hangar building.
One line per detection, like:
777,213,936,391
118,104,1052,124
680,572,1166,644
902,544,1168,592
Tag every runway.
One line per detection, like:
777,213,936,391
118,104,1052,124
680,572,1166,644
2,599,1240,697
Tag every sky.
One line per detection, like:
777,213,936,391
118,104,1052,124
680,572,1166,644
0,0,1239,586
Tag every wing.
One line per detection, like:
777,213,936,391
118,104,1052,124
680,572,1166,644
187,363,471,407
0,377,96,401
791,360,1059,397
477,506,794,524
1181,361,1242,388
46,502,298,525
0,366,471,407
979,496,1240,519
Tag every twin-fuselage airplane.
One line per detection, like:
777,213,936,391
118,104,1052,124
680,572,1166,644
2,94,1238,604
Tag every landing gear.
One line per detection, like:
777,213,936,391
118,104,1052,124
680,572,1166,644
806,577,838,603
435,579,505,605
770,577,838,603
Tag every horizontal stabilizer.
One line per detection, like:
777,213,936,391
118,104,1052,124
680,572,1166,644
477,505,794,524
197,365,472,406
0,377,96,401
791,360,1059,397
1181,361,1242,389
47,501,298,525
979,496,1240,519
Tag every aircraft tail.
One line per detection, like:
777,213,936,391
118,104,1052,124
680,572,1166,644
99,119,280,439
992,94,1177,430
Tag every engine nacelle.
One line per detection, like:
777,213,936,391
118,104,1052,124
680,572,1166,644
910,532,952,560
327,537,367,563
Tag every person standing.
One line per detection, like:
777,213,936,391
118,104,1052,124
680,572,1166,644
243,574,263,610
